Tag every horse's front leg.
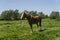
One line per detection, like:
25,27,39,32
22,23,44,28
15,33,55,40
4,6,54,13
37,23,39,28
29,23,33,32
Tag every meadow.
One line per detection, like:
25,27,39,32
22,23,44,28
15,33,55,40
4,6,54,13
0,19,60,40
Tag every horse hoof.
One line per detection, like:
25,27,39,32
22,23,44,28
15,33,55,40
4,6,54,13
39,30,44,32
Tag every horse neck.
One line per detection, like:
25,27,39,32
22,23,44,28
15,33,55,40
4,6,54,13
26,14,32,20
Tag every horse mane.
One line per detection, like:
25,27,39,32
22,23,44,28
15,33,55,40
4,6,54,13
27,14,32,17
24,12,32,17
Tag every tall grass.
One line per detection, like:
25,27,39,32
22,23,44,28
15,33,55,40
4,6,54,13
0,19,60,40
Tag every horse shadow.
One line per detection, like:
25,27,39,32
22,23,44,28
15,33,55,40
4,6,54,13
38,29,47,32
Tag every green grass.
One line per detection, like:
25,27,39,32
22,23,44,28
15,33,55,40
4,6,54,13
0,19,60,40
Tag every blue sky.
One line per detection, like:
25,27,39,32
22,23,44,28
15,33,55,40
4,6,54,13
0,0,60,15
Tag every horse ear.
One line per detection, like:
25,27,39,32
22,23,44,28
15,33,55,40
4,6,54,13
24,12,27,15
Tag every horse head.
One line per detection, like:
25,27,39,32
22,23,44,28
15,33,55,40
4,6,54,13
20,11,27,19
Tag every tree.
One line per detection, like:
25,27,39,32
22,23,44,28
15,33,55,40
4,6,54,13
13,9,20,20
1,9,20,20
29,11,38,16
38,12,46,18
49,11,59,19
45,15,48,18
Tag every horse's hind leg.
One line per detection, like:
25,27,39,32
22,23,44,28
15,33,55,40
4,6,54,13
39,19,42,31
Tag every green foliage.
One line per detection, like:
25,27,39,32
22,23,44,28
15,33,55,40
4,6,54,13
0,19,60,40
29,11,38,16
56,16,60,21
0,10,49,20
45,15,48,18
50,11,59,19
38,12,48,18
1,9,20,20
1,10,60,20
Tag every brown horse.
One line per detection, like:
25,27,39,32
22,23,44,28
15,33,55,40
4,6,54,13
20,11,42,32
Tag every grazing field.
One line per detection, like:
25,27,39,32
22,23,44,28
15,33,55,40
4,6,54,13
0,19,60,40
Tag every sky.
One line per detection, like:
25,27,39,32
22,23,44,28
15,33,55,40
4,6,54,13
0,0,60,15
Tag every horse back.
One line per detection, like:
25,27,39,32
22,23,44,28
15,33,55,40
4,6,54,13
32,16,41,20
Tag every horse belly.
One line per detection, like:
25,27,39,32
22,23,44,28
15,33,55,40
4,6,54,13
31,19,39,24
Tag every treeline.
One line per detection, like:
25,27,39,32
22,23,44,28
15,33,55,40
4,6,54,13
0,9,60,20
0,9,20,20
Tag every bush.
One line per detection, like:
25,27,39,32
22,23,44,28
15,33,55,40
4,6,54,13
56,17,60,21
49,11,59,19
